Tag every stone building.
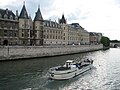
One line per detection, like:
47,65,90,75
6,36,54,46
0,8,19,45
97,33,102,44
68,23,89,45
80,29,89,45
68,23,80,45
18,3,33,45
59,14,68,45
0,2,102,46
33,7,44,46
43,20,63,45
89,32,102,44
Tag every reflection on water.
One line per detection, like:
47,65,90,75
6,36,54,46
0,48,120,90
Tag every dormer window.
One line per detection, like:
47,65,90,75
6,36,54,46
47,23,49,27
53,24,54,27
10,15,13,20
43,23,46,26
4,14,8,19
15,16,18,20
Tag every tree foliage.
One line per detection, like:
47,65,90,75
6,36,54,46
100,36,110,47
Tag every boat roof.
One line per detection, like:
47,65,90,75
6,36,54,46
66,60,74,63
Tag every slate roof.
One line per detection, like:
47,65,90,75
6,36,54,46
34,7,43,21
89,32,98,36
19,4,29,19
70,23,84,29
44,20,61,28
0,8,16,20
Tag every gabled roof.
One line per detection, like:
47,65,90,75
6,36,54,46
0,8,16,20
34,7,43,21
19,4,29,19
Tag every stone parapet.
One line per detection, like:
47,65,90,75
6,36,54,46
0,44,103,61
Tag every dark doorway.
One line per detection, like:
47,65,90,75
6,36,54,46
3,40,8,46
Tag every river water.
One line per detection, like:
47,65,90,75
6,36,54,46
0,48,120,90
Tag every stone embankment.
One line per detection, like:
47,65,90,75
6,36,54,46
0,44,103,61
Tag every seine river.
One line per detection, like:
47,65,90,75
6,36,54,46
0,48,120,90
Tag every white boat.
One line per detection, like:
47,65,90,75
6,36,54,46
48,58,93,80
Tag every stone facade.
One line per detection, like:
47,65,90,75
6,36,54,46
18,4,33,45
0,3,102,46
0,45,103,60
89,32,102,44
0,9,19,45
80,30,89,45
59,15,69,45
68,24,80,45
43,20,63,45
33,7,44,45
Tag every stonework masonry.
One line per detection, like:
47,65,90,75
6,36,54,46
0,44,103,61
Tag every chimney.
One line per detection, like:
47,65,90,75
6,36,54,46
58,18,60,24
16,10,18,17
6,8,8,15
55,20,57,27
49,19,51,26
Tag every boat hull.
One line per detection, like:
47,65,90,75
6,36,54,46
49,64,93,80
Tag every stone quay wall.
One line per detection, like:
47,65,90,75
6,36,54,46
0,44,103,61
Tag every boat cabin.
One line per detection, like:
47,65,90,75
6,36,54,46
65,60,75,67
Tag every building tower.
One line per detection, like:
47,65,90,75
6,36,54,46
59,14,66,24
33,5,44,45
59,14,68,45
19,2,33,45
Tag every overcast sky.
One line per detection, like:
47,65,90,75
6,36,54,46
0,0,120,40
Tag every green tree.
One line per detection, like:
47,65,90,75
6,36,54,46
100,36,110,47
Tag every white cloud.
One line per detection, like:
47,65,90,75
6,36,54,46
0,0,16,6
0,0,120,40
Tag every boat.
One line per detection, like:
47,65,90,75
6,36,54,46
48,58,93,80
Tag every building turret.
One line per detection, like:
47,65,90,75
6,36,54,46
18,2,32,45
59,14,66,24
59,14,68,45
33,6,44,45
34,6,43,21
19,2,29,19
